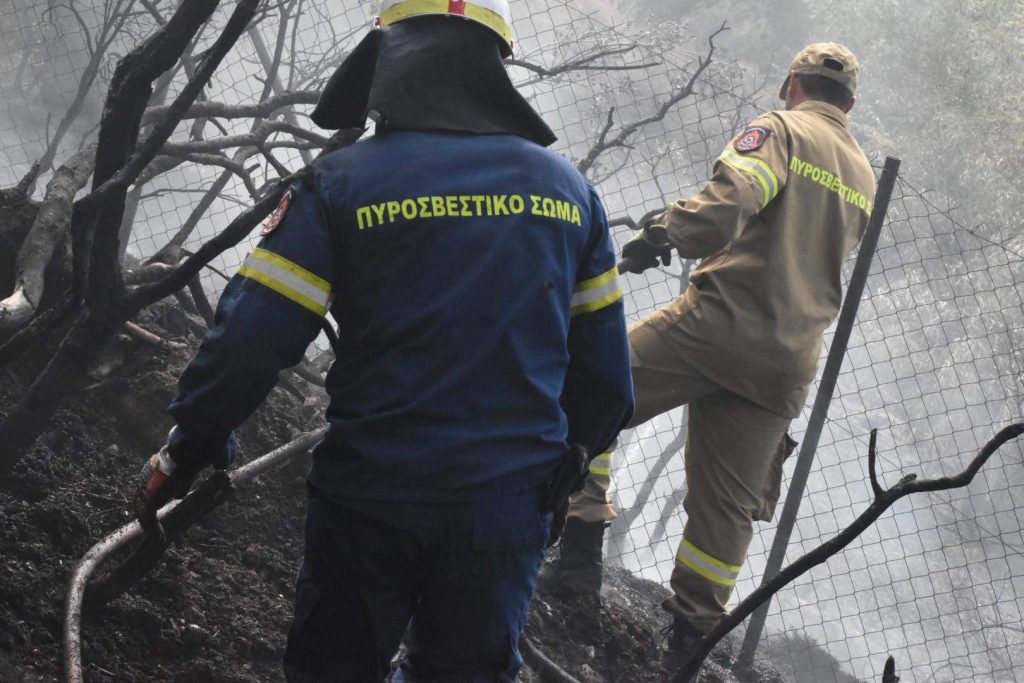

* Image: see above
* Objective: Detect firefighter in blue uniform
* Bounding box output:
[138,2,634,681]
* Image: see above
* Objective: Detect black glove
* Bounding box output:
[135,427,235,539]
[543,444,590,547]
[136,447,206,541]
[620,225,672,274]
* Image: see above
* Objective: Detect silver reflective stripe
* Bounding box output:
[571,267,622,316]
[589,451,613,476]
[676,538,741,587]
[720,148,780,208]
[238,248,331,316]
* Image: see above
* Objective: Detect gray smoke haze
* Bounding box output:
[604,0,1024,247]
[0,3,1021,682]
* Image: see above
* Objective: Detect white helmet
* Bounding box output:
[376,0,514,57]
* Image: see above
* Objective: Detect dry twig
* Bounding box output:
[576,23,729,176]
[672,424,1024,682]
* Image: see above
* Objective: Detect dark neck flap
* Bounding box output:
[311,18,556,147]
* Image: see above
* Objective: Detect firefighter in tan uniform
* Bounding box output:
[542,43,877,662]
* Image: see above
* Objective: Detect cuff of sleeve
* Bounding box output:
[644,225,669,246]
[167,424,237,470]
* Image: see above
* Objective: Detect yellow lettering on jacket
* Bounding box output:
[355,194,583,229]
[531,195,543,215]
[493,195,510,215]
[356,207,373,230]
[789,155,870,212]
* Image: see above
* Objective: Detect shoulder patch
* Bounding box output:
[734,125,772,153]
[261,188,294,236]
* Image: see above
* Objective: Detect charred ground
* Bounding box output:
[0,301,783,683]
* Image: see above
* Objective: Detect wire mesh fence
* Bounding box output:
[0,1,1021,681]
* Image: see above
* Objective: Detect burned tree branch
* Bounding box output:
[76,0,224,304]
[0,147,95,330]
[129,127,363,309]
[868,430,884,497]
[0,0,268,484]
[14,163,41,201]
[85,0,265,307]
[159,120,330,154]
[160,151,259,197]
[35,0,133,179]
[129,174,290,309]
[122,321,188,351]
[141,89,319,125]
[124,262,176,286]
[672,424,1024,683]
[509,44,660,87]
[188,276,217,328]
[576,23,728,176]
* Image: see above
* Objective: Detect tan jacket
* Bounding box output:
[648,100,876,418]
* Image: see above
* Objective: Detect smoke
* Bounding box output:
[610,0,1024,238]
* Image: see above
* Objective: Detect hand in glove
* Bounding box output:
[136,427,235,538]
[543,444,590,547]
[620,223,672,274]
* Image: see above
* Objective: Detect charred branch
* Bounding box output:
[36,0,134,180]
[0,0,267,483]
[140,89,319,126]
[159,120,330,155]
[83,0,264,306]
[509,43,660,87]
[576,23,728,176]
[122,320,188,351]
[188,276,216,328]
[158,151,259,197]
[672,424,1024,683]
[13,164,41,202]
[0,147,95,330]
[129,127,363,310]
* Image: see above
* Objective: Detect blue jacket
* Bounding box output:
[169,131,634,502]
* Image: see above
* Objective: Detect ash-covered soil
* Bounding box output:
[528,565,785,683]
[0,301,785,683]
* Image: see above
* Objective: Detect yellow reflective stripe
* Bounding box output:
[380,0,449,24]
[380,0,513,44]
[251,248,331,293]
[462,3,513,44]
[720,148,780,209]
[238,248,332,316]
[574,267,616,292]
[589,452,613,477]
[571,267,622,316]
[675,538,741,587]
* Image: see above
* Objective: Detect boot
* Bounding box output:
[659,615,705,680]
[537,518,607,597]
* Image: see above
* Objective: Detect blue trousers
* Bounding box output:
[283,485,551,682]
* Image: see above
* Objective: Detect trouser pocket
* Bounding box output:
[753,432,798,522]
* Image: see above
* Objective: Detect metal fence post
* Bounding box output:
[738,156,902,666]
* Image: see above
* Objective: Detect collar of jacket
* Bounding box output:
[311,19,557,147]
[792,100,850,129]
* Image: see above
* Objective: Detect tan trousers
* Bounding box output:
[568,319,795,632]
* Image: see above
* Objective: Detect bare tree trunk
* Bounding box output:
[0,0,261,484]
[0,147,95,330]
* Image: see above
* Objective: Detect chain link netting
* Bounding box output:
[0,1,1021,681]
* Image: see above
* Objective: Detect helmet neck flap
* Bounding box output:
[311,17,556,147]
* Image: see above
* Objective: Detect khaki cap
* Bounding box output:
[778,42,859,99]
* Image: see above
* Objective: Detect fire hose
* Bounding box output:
[63,429,324,683]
